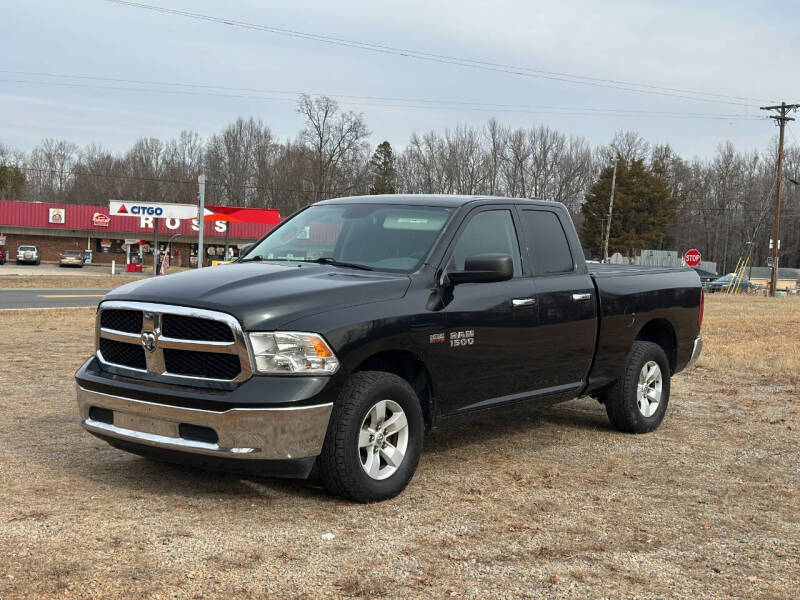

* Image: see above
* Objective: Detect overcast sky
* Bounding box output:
[2,0,798,158]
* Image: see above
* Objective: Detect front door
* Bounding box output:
[434,207,541,415]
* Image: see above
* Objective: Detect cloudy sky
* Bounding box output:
[2,0,798,157]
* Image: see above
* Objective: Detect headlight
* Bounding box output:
[248,332,340,375]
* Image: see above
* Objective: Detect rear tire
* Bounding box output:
[317,371,424,502]
[605,341,670,434]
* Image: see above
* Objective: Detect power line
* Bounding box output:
[105,0,770,108]
[0,77,765,121]
[0,69,766,115]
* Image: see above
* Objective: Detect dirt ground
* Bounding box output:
[0,296,797,599]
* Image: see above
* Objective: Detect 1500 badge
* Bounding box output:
[449,330,475,347]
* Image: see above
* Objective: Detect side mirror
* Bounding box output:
[446,253,514,285]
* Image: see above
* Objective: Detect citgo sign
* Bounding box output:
[109,200,202,220]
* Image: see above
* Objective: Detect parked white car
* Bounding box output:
[16,245,41,265]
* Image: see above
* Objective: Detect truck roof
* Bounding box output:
[316,194,564,209]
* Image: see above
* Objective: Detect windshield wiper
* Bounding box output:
[239,255,263,262]
[306,257,374,271]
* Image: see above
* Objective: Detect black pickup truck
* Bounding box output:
[76,195,703,502]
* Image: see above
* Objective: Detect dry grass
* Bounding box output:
[698,295,800,378]
[0,296,798,599]
[0,275,144,289]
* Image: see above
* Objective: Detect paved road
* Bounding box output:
[0,289,110,309]
[0,263,143,277]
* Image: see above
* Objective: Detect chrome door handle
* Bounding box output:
[572,293,592,301]
[512,298,536,307]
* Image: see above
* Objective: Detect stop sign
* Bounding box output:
[684,249,701,267]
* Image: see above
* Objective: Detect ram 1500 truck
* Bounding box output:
[75,195,703,502]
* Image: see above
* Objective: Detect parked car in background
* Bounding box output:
[16,245,41,265]
[59,249,84,268]
[692,268,718,285]
[0,247,6,265]
[705,274,752,293]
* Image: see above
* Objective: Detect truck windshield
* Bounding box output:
[242,204,452,272]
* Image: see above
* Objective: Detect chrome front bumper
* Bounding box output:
[77,385,333,460]
[685,336,703,369]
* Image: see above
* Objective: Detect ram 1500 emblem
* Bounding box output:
[450,330,475,347]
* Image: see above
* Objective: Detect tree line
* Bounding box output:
[1,94,799,270]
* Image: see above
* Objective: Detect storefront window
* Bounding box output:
[95,238,127,254]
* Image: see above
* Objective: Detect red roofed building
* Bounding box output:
[0,200,281,267]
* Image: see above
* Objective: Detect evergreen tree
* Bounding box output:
[581,158,679,258]
[369,141,396,195]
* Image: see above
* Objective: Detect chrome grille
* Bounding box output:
[162,314,234,342]
[95,301,253,384]
[99,338,146,370]
[100,309,143,334]
[163,348,242,379]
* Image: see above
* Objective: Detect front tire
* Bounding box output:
[317,371,424,502]
[605,341,671,433]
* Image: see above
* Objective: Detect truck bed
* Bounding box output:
[588,263,692,278]
[583,263,702,396]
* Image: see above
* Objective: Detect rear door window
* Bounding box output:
[521,210,574,274]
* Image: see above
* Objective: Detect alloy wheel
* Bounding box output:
[637,360,663,417]
[358,399,409,480]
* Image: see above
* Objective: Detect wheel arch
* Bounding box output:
[635,318,677,373]
[352,349,434,431]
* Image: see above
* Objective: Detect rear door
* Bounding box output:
[517,208,597,395]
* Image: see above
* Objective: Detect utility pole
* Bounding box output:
[152,217,159,276]
[602,159,618,261]
[760,102,799,296]
[197,174,206,269]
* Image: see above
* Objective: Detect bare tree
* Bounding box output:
[27,138,78,201]
[4,105,800,270]
[296,95,370,201]
[206,117,267,207]
[601,130,651,164]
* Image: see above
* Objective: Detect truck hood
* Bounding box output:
[104,262,411,330]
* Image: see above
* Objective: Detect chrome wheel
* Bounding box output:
[358,399,409,480]
[637,361,662,417]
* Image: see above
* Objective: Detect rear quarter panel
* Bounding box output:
[585,268,701,395]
